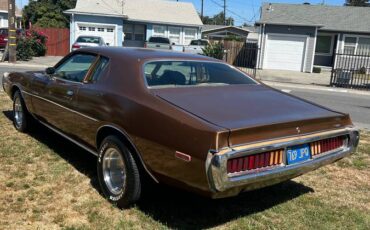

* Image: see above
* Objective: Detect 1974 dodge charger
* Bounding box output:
[2,47,360,207]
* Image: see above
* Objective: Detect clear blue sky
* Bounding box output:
[16,0,346,25]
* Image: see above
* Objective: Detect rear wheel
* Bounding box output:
[97,136,141,208]
[13,91,32,132]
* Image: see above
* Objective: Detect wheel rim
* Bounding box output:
[14,96,23,128]
[102,147,126,195]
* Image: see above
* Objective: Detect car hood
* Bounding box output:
[152,84,350,145]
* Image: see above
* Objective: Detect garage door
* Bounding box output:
[264,34,307,71]
[76,24,116,46]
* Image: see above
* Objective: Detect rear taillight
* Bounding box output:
[227,149,284,174]
[144,43,147,48]
[311,136,344,156]
[72,44,80,49]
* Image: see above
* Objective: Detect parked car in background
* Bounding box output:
[0,28,23,49]
[144,36,172,50]
[183,39,209,55]
[2,47,359,208]
[72,36,107,51]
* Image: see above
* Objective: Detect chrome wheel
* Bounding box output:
[14,96,23,128]
[102,148,127,195]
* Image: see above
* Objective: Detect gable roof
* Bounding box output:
[257,3,370,33]
[65,0,203,27]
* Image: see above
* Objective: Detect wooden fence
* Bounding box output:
[34,28,70,56]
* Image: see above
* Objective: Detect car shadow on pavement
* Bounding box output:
[3,110,314,229]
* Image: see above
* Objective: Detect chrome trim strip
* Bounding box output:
[207,127,359,194]
[22,90,99,122]
[39,120,98,156]
[97,125,159,183]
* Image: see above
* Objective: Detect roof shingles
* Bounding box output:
[257,3,370,33]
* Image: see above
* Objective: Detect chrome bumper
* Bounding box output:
[206,127,360,198]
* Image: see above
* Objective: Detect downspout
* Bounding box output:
[71,13,75,52]
[311,26,318,73]
[258,24,266,70]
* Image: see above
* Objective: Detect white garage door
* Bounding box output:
[76,24,116,46]
[264,34,307,71]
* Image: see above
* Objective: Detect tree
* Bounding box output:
[202,12,234,26]
[344,0,370,6]
[23,0,77,28]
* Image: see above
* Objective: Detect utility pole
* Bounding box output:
[8,0,16,63]
[201,0,204,21]
[223,0,226,25]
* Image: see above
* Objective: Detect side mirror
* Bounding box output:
[106,43,110,46]
[45,67,55,75]
[172,42,176,45]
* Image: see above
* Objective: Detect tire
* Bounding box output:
[97,135,141,208]
[12,91,32,132]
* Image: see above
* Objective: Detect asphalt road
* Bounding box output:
[1,66,369,130]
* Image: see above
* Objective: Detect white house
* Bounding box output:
[65,0,203,48]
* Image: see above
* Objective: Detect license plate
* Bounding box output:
[286,144,311,165]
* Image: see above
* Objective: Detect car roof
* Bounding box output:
[79,47,220,62]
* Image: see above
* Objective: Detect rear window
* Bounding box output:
[76,36,101,44]
[190,40,208,46]
[144,61,257,88]
[148,37,170,44]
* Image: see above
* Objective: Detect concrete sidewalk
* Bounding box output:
[0,56,63,68]
[255,69,332,86]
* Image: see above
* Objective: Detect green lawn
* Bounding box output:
[0,91,369,229]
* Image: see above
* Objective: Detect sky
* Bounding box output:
[16,0,346,25]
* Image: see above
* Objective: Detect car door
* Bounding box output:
[32,53,98,138]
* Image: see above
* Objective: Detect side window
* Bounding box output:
[90,57,109,82]
[55,54,97,82]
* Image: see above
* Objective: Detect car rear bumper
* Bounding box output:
[206,127,360,198]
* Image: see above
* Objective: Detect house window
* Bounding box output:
[153,25,166,37]
[168,27,181,45]
[184,28,197,45]
[134,25,145,41]
[315,35,333,55]
[79,26,86,31]
[98,28,105,32]
[344,37,357,55]
[124,24,134,40]
[107,28,114,33]
[357,37,370,55]
[88,27,95,32]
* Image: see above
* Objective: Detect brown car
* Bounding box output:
[2,47,360,208]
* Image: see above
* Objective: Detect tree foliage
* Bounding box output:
[23,0,77,28]
[345,0,370,6]
[202,12,234,26]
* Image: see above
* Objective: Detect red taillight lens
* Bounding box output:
[310,136,344,156]
[144,43,147,48]
[227,149,284,174]
[72,44,80,49]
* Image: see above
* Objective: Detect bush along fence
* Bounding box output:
[16,30,48,61]
[330,46,370,91]
[203,41,258,78]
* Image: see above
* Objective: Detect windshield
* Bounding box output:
[76,36,101,44]
[190,40,208,46]
[144,61,257,88]
[149,37,170,44]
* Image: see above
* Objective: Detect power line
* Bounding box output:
[209,0,253,24]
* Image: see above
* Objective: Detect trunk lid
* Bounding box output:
[153,84,351,147]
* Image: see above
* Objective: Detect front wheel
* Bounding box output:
[97,136,141,208]
[13,91,32,132]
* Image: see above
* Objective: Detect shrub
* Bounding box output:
[313,67,321,73]
[16,30,47,61]
[202,43,224,60]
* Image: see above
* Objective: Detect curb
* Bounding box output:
[0,62,47,68]
[263,81,370,96]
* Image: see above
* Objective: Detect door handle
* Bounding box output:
[66,90,74,96]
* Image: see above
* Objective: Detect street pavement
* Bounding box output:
[1,66,369,130]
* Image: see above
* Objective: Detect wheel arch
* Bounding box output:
[96,125,159,183]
